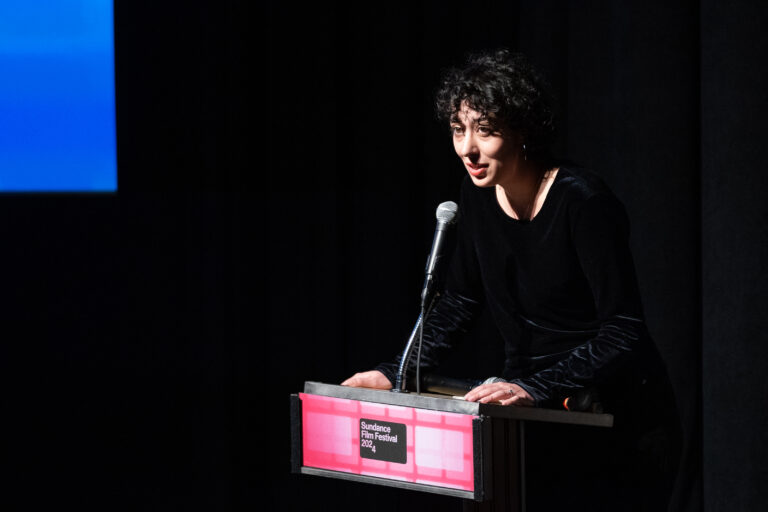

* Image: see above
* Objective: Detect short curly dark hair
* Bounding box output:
[435,49,555,161]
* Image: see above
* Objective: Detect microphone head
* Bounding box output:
[436,201,458,225]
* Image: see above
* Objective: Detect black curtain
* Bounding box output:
[3,1,766,511]
[700,1,768,509]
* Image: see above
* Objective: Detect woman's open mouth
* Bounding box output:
[466,163,488,177]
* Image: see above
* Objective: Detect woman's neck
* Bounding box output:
[496,162,558,220]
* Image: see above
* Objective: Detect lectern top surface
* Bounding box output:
[302,382,613,428]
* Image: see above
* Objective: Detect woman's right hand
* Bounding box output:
[341,370,392,390]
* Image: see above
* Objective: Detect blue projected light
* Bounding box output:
[0,1,116,192]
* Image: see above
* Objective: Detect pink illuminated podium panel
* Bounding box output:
[291,382,491,500]
[301,392,476,491]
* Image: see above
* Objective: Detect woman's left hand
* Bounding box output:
[464,382,534,406]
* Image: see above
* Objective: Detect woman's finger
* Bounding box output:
[499,394,521,406]
[478,387,511,403]
[466,383,507,401]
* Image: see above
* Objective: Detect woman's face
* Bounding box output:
[450,103,522,187]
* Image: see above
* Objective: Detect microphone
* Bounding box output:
[393,201,459,393]
[420,201,458,308]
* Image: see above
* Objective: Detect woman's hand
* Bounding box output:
[464,382,534,406]
[341,370,392,390]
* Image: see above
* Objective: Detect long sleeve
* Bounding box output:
[512,192,650,404]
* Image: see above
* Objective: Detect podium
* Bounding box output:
[291,382,613,511]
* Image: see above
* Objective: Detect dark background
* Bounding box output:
[2,0,766,510]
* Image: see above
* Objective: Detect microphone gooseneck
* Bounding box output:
[393,201,459,393]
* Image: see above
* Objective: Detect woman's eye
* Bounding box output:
[477,125,492,135]
[451,126,464,136]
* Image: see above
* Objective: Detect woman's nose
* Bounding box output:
[460,132,477,158]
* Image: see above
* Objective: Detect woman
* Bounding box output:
[343,50,680,510]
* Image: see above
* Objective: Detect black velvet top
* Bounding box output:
[377,166,665,408]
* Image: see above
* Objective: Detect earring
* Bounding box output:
[523,143,527,161]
